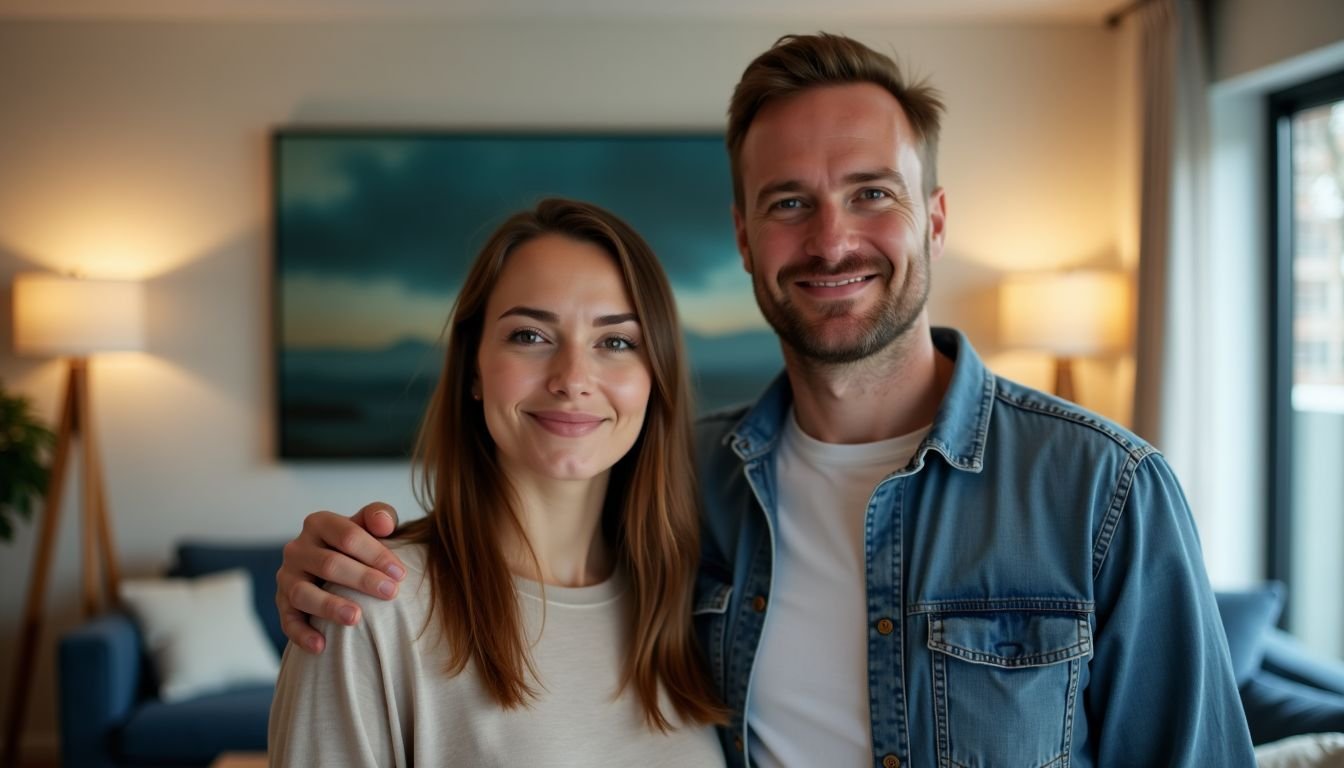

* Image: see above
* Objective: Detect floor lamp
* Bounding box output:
[3,273,144,766]
[999,270,1129,403]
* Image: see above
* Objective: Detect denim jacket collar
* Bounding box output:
[725,327,994,474]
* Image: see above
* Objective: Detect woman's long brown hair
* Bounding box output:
[398,198,726,730]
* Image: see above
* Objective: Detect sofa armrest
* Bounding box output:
[1262,628,1344,696]
[1241,671,1344,745]
[58,611,145,768]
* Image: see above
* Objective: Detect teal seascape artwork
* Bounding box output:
[274,132,782,458]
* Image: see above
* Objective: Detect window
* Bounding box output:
[1294,279,1329,317]
[1269,69,1344,657]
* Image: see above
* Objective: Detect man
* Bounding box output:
[276,33,1256,766]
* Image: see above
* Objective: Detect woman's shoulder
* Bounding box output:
[387,537,429,576]
[325,539,431,628]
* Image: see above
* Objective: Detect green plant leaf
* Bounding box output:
[0,380,53,544]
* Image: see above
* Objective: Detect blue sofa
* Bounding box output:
[1216,583,1344,745]
[59,542,285,768]
[59,544,1344,765]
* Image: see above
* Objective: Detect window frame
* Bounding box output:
[1267,69,1344,616]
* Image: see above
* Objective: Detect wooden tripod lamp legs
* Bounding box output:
[1054,356,1077,403]
[2,358,122,766]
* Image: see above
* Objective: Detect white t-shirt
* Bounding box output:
[269,542,724,767]
[747,410,929,768]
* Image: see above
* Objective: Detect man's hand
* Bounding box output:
[276,502,407,653]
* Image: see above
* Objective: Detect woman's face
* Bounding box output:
[476,234,652,485]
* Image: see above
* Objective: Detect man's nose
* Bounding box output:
[804,202,860,261]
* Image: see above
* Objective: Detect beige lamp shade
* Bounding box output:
[12,273,145,357]
[999,271,1129,357]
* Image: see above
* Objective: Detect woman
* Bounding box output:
[268,199,726,766]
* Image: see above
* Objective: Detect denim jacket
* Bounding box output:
[693,328,1255,768]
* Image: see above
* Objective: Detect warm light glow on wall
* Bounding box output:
[8,214,189,281]
[0,157,232,280]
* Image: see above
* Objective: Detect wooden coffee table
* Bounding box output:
[211,753,267,768]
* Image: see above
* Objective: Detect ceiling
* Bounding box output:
[0,0,1126,24]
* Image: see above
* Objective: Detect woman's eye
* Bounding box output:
[508,329,547,345]
[599,336,637,351]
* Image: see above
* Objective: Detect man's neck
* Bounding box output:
[782,317,952,445]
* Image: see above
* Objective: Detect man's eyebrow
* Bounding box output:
[753,180,805,210]
[498,306,638,327]
[844,168,911,196]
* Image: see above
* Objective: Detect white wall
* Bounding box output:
[0,17,1125,755]
[1212,0,1344,84]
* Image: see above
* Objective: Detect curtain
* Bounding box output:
[1132,0,1213,517]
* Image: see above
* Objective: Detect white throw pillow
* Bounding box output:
[1256,733,1344,768]
[119,568,280,702]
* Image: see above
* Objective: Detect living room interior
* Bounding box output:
[1,0,1343,765]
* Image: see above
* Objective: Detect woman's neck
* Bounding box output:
[499,468,614,588]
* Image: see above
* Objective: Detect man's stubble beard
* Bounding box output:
[751,233,931,366]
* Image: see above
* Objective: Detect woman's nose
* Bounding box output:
[547,344,592,397]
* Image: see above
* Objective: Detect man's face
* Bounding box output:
[732,83,946,365]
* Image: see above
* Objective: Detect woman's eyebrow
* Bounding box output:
[498,306,556,322]
[595,313,638,327]
[499,306,638,327]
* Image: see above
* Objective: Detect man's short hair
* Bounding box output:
[726,32,946,210]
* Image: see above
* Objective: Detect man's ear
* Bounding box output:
[732,204,753,272]
[926,186,947,261]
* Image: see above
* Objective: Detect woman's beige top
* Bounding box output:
[268,542,725,768]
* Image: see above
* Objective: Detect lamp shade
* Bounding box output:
[999,271,1129,357]
[12,273,145,357]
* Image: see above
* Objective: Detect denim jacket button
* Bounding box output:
[882,755,900,768]
[875,618,894,635]
[752,595,767,612]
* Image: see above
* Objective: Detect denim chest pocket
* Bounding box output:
[692,574,733,695]
[927,610,1093,768]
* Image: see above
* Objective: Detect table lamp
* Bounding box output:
[3,273,144,765]
[999,270,1129,402]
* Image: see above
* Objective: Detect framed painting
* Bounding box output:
[273,130,782,459]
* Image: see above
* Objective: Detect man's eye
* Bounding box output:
[770,198,803,211]
[508,329,547,345]
[858,188,890,201]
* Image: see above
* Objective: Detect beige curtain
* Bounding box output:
[1132,0,1212,509]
